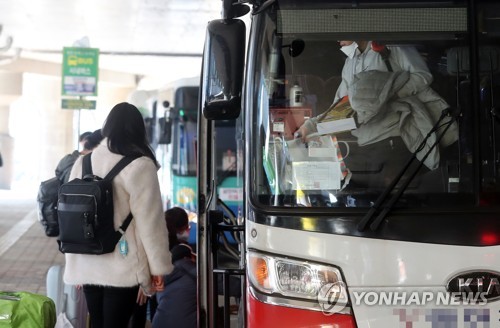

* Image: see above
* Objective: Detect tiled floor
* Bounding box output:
[0,191,65,295]
[0,191,158,327]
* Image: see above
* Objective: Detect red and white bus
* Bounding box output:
[197,0,500,327]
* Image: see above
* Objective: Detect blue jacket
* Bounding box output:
[152,258,197,328]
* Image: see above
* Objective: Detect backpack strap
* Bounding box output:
[82,153,93,178]
[113,212,134,242]
[371,42,393,72]
[84,153,139,238]
[104,156,138,181]
[380,49,393,72]
[105,156,139,237]
[83,153,139,180]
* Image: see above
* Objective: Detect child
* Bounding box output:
[165,207,192,250]
[152,244,197,328]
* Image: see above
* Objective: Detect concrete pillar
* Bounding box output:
[0,71,22,189]
[0,114,14,190]
[22,74,134,184]
[11,73,75,184]
[0,66,135,190]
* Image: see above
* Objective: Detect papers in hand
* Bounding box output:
[316,117,357,134]
[316,96,357,134]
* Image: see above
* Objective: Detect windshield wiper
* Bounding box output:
[357,108,459,232]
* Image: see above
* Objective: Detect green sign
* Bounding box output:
[61,47,99,97]
[61,99,97,110]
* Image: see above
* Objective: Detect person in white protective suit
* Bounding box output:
[296,40,457,179]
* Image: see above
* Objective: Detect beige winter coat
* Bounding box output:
[63,138,173,294]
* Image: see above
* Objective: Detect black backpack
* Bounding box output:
[37,153,79,237]
[37,177,62,237]
[57,153,137,255]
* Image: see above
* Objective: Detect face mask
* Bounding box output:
[340,42,359,59]
[177,230,190,242]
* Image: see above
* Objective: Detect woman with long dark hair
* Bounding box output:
[64,102,172,328]
[101,103,159,166]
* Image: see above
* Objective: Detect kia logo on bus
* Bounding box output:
[446,271,500,301]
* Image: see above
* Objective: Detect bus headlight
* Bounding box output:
[248,250,349,308]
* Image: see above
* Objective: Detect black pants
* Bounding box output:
[129,296,158,327]
[83,284,139,328]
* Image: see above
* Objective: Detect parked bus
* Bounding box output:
[197,0,500,327]
[156,77,200,212]
[156,78,240,210]
[155,78,242,246]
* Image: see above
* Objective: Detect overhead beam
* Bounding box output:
[22,49,202,58]
[0,57,137,87]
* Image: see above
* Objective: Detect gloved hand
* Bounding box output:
[294,119,317,142]
[152,275,165,292]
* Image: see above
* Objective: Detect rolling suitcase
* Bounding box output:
[46,265,88,328]
[0,291,56,328]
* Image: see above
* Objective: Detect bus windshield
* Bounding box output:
[250,1,500,209]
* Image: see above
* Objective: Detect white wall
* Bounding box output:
[4,73,133,191]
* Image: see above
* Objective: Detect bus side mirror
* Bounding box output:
[158,101,172,145]
[202,19,246,120]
